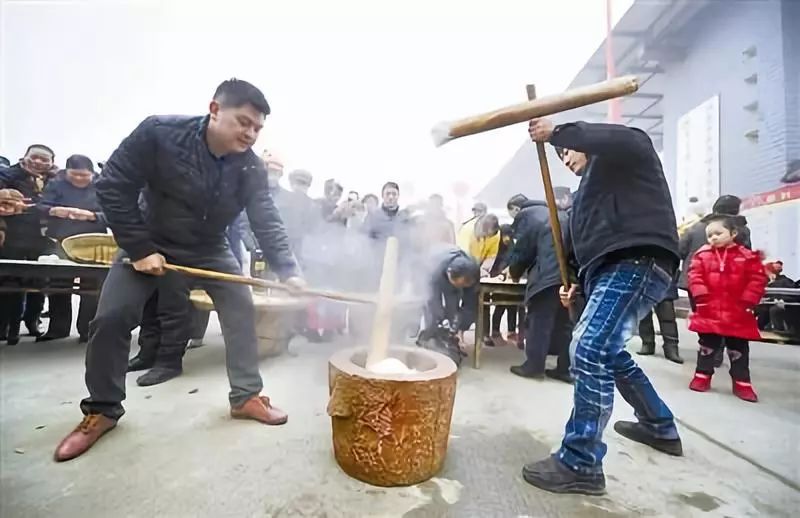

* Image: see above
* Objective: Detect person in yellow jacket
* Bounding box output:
[457,201,487,251]
[463,213,501,348]
[468,214,501,276]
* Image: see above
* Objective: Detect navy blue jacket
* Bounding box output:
[96,115,297,279]
[37,174,107,240]
[0,164,51,249]
[550,122,679,281]
[508,200,569,302]
[425,246,478,331]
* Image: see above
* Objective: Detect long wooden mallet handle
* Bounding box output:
[161,263,373,304]
[527,84,570,289]
[151,262,373,304]
[433,75,639,146]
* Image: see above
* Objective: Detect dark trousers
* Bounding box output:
[638,299,679,347]
[45,293,98,338]
[0,242,51,338]
[490,305,518,334]
[523,285,572,374]
[136,281,192,365]
[44,242,99,338]
[81,249,261,419]
[696,333,750,381]
[190,307,211,340]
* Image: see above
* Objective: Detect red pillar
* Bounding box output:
[606,0,622,123]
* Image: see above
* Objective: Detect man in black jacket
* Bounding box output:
[0,144,58,344]
[507,195,572,383]
[521,120,682,496]
[36,154,107,342]
[423,246,481,341]
[54,79,304,462]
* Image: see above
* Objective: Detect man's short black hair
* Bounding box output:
[507,193,529,210]
[213,79,270,116]
[448,255,480,285]
[65,154,94,172]
[382,181,399,194]
[712,195,742,216]
[25,144,55,158]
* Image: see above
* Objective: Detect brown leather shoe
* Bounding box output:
[230,395,288,425]
[53,414,117,462]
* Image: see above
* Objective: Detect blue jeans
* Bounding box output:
[557,259,679,475]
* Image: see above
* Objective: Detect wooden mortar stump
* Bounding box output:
[189,290,306,357]
[327,346,457,487]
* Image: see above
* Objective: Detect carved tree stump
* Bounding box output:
[327,346,457,487]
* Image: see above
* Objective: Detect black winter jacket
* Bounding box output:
[508,200,569,302]
[96,115,297,279]
[0,164,51,249]
[426,246,478,331]
[550,122,679,282]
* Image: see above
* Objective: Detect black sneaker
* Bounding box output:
[522,455,606,496]
[127,355,156,372]
[613,421,683,457]
[510,365,544,379]
[545,369,574,384]
[136,366,183,387]
[637,343,656,355]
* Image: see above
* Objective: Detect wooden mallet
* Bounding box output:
[431,75,639,147]
[526,84,570,290]
[431,76,641,311]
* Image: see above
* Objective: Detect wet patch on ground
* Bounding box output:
[403,425,637,518]
[676,491,724,512]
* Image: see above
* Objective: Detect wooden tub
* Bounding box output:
[190,289,306,357]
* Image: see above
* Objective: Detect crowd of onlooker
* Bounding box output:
[0,144,470,381]
[2,141,798,397]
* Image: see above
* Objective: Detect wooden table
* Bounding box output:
[0,259,109,294]
[473,278,525,368]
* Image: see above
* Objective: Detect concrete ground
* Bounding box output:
[1,315,799,518]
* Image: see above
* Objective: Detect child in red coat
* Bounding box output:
[687,216,767,402]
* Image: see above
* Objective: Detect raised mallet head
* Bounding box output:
[431,75,639,147]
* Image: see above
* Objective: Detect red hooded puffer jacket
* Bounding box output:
[688,243,767,340]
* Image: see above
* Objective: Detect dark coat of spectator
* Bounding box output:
[38,173,107,240]
[508,200,569,303]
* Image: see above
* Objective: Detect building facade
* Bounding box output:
[478,0,799,276]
